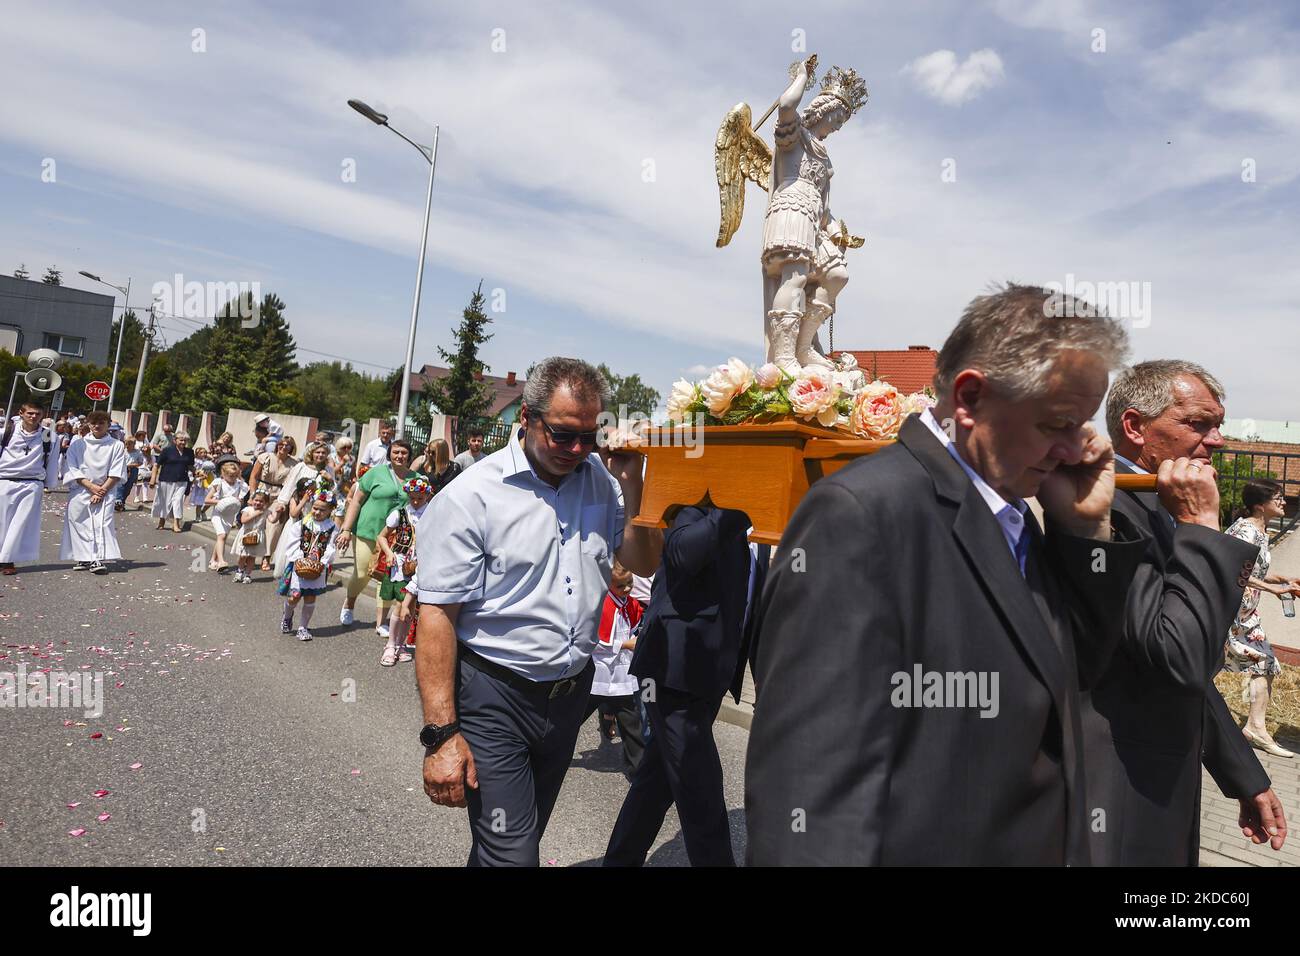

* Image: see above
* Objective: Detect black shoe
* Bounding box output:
[281,617,293,634]
[88,560,108,575]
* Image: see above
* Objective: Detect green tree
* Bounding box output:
[107,309,147,372]
[417,282,495,429]
[42,266,62,285]
[244,292,301,413]
[294,361,393,425]
[597,363,661,418]
[136,352,186,413]
[181,310,256,415]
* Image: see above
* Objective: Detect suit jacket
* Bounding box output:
[744,415,1148,866]
[630,505,753,701]
[1080,460,1268,865]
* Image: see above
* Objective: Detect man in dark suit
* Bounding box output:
[1081,360,1287,864]
[603,504,761,866]
[745,283,1151,865]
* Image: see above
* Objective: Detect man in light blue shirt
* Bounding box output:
[414,356,663,866]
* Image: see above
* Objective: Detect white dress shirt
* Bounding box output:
[920,408,1029,567]
[359,438,390,468]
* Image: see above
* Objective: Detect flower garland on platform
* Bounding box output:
[665,357,935,440]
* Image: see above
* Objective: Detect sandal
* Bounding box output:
[380,646,398,667]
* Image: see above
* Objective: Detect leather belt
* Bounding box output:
[458,643,591,700]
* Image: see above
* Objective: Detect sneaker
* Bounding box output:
[281,617,293,634]
[296,627,313,642]
[340,606,355,626]
[89,560,108,575]
[380,645,398,667]
[396,647,413,663]
[376,624,390,639]
[72,562,88,571]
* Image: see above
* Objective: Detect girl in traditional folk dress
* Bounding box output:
[230,490,271,584]
[134,440,154,506]
[205,457,249,572]
[190,447,215,520]
[376,475,433,666]
[278,489,338,641]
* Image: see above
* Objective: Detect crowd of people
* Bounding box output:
[2,286,1298,867]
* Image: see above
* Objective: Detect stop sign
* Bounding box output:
[84,381,110,402]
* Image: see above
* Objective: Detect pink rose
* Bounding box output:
[900,390,935,418]
[789,369,841,427]
[755,362,782,390]
[850,380,904,439]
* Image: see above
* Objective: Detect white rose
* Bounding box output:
[699,358,755,417]
[666,379,698,423]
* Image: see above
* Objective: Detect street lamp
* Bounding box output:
[79,270,131,414]
[348,98,440,439]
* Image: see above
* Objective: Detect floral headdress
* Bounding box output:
[310,488,337,507]
[403,475,433,497]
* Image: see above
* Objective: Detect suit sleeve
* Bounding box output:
[744,482,898,865]
[663,506,748,578]
[1202,686,1270,799]
[1119,522,1258,690]
[1043,509,1150,689]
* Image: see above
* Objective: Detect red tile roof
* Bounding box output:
[404,365,525,418]
[831,346,938,395]
[1222,440,1300,489]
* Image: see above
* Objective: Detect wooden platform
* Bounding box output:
[630,421,1157,543]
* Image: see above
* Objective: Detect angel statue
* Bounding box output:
[715,57,868,376]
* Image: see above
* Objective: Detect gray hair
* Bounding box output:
[934,282,1131,400]
[521,357,611,415]
[1105,359,1225,440]
[175,431,190,441]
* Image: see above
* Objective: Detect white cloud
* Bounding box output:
[902,48,1005,105]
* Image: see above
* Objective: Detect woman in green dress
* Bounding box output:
[335,438,413,637]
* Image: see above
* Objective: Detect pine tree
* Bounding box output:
[418,282,495,429]
[181,309,256,415]
[246,292,299,412]
[42,266,62,285]
[13,264,29,280]
[108,310,147,370]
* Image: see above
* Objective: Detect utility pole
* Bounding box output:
[130,305,156,411]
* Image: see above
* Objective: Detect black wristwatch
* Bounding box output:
[419,720,460,752]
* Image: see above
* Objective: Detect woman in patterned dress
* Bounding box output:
[1224,478,1300,758]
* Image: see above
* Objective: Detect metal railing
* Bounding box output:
[1215,448,1300,545]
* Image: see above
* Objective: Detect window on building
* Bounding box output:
[43,333,85,357]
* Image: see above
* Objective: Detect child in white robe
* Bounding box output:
[59,413,127,573]
[0,404,59,574]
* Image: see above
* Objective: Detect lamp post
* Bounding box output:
[129,304,157,413]
[78,271,131,414]
[348,98,439,439]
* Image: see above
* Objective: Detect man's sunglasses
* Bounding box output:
[535,414,599,447]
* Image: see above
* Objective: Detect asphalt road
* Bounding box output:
[0,491,749,866]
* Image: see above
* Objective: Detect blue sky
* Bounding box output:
[2,0,1297,421]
